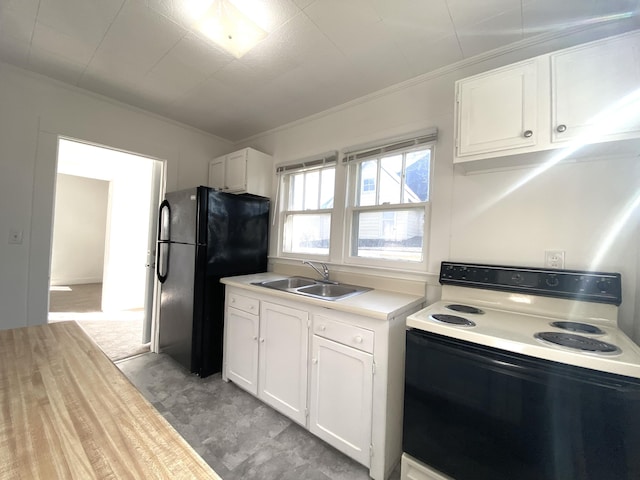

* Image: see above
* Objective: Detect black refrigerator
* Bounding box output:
[156,186,269,377]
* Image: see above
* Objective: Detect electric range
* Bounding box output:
[407,262,640,378]
[401,261,640,480]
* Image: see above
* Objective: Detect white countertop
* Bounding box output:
[221,272,425,321]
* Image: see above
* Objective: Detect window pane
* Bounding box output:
[405,149,431,202]
[304,170,320,210]
[379,155,402,204]
[320,168,335,209]
[290,173,304,210]
[358,160,377,207]
[352,209,424,261]
[283,213,331,255]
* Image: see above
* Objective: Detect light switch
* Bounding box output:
[8,229,23,244]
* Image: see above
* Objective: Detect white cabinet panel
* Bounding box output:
[208,147,272,196]
[225,306,259,395]
[310,336,373,467]
[258,301,309,426]
[207,158,225,191]
[456,59,538,156]
[454,30,640,171]
[224,150,248,192]
[314,313,374,353]
[551,34,640,143]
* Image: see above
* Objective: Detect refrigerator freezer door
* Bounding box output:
[205,192,269,277]
[165,187,200,245]
[158,242,196,370]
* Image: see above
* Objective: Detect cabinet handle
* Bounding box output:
[249,305,254,310]
[253,336,258,341]
[354,336,363,344]
[556,124,567,133]
[260,338,265,343]
[231,298,235,303]
[312,358,318,364]
[523,130,533,138]
[319,325,326,331]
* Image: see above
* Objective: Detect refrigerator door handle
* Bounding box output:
[158,199,171,242]
[157,241,169,283]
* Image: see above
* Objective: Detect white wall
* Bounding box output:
[237,23,640,341]
[50,174,108,285]
[0,62,233,330]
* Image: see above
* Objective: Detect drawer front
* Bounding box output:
[228,292,259,315]
[313,315,374,353]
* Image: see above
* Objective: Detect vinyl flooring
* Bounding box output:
[48,283,149,361]
[118,353,401,480]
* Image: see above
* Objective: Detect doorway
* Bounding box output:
[48,138,163,362]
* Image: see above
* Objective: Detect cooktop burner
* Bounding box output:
[446,304,484,315]
[550,321,605,335]
[534,332,621,354]
[431,314,476,327]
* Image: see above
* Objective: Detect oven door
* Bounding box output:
[403,329,640,480]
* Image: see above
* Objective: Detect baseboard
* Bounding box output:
[50,277,102,286]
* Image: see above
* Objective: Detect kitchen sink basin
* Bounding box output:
[297,283,360,299]
[258,276,317,290]
[251,276,370,301]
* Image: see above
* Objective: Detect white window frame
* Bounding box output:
[343,135,435,271]
[275,153,337,261]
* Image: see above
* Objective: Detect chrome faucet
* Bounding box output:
[302,260,333,283]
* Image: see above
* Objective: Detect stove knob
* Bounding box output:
[545,275,559,287]
[596,279,610,292]
[511,273,523,284]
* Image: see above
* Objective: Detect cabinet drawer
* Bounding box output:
[228,292,259,315]
[313,315,374,354]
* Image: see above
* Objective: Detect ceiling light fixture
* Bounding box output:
[186,0,267,58]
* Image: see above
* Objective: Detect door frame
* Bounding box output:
[50,135,166,352]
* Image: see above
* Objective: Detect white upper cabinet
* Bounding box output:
[208,147,272,197]
[456,59,539,157]
[454,30,640,171]
[551,33,640,144]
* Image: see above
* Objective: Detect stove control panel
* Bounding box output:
[440,262,622,305]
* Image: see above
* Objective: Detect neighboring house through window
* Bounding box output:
[276,130,436,272]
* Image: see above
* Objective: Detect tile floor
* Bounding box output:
[118,352,401,480]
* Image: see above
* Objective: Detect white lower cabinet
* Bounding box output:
[223,285,415,480]
[258,301,309,425]
[225,306,259,395]
[310,335,373,467]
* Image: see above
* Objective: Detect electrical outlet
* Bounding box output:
[545,250,565,269]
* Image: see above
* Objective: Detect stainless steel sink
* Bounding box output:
[251,277,370,301]
[296,283,360,300]
[258,276,317,290]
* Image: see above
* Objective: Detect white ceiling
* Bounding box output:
[1,0,639,141]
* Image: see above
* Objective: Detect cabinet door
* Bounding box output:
[551,33,640,143]
[310,336,373,467]
[456,59,538,156]
[225,150,248,192]
[258,301,309,425]
[225,306,259,395]
[208,158,226,190]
